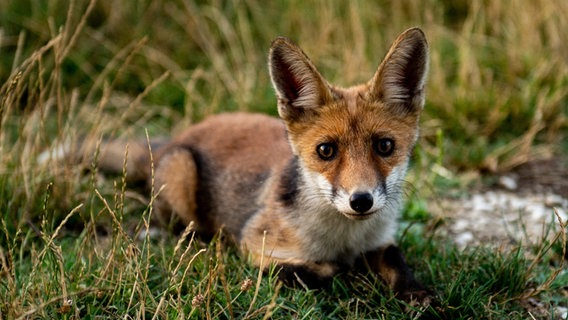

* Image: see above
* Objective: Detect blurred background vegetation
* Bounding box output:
[2,0,566,167]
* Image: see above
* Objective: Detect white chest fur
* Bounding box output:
[291,189,400,264]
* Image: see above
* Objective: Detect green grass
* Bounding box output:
[1,0,567,318]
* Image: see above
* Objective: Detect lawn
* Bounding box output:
[1,0,567,318]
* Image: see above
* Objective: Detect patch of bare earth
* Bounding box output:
[432,156,567,250]
[429,155,568,319]
[435,189,566,250]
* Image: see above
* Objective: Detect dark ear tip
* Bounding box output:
[401,27,428,47]
[270,36,297,53]
[271,36,292,46]
[269,37,293,64]
[405,27,425,36]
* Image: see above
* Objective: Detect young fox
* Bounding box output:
[97,27,429,300]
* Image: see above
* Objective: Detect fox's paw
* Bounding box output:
[398,288,440,316]
[277,264,330,289]
[277,262,340,289]
[400,288,434,306]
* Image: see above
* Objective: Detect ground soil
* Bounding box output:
[428,155,567,318]
[431,155,567,250]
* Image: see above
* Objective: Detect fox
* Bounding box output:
[91,27,430,301]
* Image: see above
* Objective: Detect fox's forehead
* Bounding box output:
[285,85,421,153]
[311,97,419,143]
[331,85,368,114]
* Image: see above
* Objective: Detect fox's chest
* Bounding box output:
[295,206,398,264]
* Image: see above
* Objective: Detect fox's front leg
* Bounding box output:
[363,245,430,302]
[276,261,341,288]
[246,250,340,289]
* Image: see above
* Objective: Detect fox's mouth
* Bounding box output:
[342,211,376,221]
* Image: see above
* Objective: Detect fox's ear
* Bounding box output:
[369,28,429,113]
[269,37,333,121]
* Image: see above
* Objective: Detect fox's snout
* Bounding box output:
[349,191,374,213]
[336,185,389,219]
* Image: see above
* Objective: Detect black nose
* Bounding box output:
[349,192,374,213]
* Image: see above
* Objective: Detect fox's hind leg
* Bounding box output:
[154,148,199,230]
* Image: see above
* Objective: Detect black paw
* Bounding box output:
[399,288,435,306]
[277,264,332,289]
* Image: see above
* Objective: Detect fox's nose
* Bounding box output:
[349,192,374,213]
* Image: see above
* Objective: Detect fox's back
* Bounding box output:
[172,112,291,173]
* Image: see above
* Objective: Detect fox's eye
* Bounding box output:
[316,143,336,160]
[374,138,395,157]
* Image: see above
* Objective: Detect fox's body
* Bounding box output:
[95,28,429,299]
[152,112,399,265]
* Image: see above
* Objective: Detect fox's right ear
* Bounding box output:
[269,37,333,121]
[369,28,429,114]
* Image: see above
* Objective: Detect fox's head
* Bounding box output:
[268,28,428,220]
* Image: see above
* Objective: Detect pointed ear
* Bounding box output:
[369,28,429,113]
[269,37,333,121]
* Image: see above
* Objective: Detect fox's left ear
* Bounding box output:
[369,28,429,113]
[268,37,333,121]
